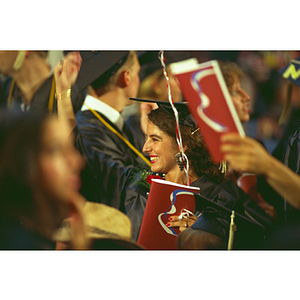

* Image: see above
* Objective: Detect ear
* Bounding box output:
[120,69,131,87]
[183,144,188,152]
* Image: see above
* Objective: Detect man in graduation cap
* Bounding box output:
[73,51,151,213]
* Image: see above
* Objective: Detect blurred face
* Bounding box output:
[0,51,19,76]
[142,120,179,174]
[156,72,182,103]
[230,77,251,123]
[37,118,85,202]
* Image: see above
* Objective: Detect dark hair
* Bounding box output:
[0,110,81,248]
[0,110,48,222]
[0,109,72,241]
[148,107,226,183]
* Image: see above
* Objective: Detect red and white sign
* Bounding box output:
[170,59,245,163]
[137,179,199,250]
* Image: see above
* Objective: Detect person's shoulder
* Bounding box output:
[76,109,106,128]
[191,174,221,191]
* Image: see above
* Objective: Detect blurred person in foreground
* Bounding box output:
[0,53,89,249]
[0,110,88,250]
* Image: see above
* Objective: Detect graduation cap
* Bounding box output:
[191,193,266,250]
[70,51,129,92]
[278,56,300,124]
[65,50,158,92]
[130,97,196,128]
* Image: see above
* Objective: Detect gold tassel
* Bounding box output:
[227,210,237,250]
[279,81,293,125]
[219,161,228,173]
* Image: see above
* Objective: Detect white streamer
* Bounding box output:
[158,50,190,185]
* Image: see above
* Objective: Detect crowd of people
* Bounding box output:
[0,50,300,250]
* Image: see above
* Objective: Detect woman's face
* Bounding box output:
[230,77,251,123]
[142,120,179,174]
[156,72,182,103]
[37,118,85,202]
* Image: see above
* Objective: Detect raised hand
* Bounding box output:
[54,51,82,94]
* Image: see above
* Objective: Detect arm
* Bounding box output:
[53,51,82,134]
[220,133,300,210]
[140,102,158,134]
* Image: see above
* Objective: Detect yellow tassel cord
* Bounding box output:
[84,103,151,168]
[279,81,293,125]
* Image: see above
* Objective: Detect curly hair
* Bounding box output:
[218,60,244,95]
[148,107,227,183]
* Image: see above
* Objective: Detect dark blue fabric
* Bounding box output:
[0,222,55,250]
[0,75,87,114]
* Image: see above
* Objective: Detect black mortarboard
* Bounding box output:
[130,97,196,128]
[71,51,130,92]
[65,51,157,92]
[192,193,266,249]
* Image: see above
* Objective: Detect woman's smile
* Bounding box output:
[149,155,159,164]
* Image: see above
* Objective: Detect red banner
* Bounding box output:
[171,59,245,162]
[137,179,199,250]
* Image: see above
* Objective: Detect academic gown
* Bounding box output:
[192,176,273,227]
[125,172,273,243]
[191,175,273,249]
[75,110,150,213]
[278,127,300,225]
[0,75,87,114]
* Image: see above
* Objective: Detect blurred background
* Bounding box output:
[5,50,298,154]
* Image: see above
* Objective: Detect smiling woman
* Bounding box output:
[124,98,272,248]
[143,121,181,178]
[144,105,225,185]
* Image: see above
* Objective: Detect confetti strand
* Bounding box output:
[158,51,190,185]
